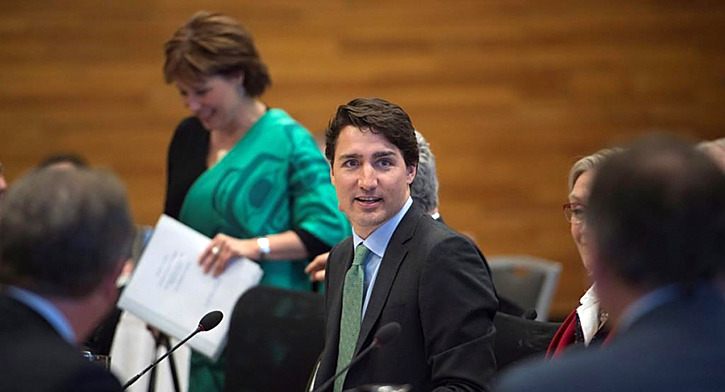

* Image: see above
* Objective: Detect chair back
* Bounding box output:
[489,255,562,321]
[224,286,325,392]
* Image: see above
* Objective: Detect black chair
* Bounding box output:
[493,311,561,371]
[223,286,326,392]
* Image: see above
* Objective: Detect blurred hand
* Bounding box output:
[305,252,329,282]
[199,233,258,277]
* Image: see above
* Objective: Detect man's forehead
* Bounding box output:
[337,126,400,150]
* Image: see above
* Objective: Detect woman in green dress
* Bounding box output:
[162,11,349,391]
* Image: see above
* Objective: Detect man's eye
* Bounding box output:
[378,159,393,168]
[341,160,358,168]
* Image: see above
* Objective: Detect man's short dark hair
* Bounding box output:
[0,167,134,298]
[587,134,725,289]
[325,97,419,168]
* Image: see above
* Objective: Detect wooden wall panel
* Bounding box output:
[1,1,723,318]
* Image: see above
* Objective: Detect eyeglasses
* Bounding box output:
[563,202,586,224]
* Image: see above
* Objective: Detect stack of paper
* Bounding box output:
[118,215,263,360]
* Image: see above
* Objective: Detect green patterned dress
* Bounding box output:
[164,108,349,391]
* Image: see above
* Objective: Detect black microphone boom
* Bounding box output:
[311,322,402,392]
[122,310,223,390]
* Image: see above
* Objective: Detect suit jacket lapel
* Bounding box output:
[355,205,421,353]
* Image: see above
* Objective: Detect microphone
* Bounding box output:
[122,310,223,390]
[198,310,223,331]
[311,322,401,392]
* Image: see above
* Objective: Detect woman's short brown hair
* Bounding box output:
[163,11,271,97]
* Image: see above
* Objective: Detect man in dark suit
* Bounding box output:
[495,134,725,391]
[0,167,135,391]
[313,97,498,391]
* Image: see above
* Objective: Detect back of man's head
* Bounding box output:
[0,167,134,298]
[587,134,725,291]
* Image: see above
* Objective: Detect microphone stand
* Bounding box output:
[162,334,182,392]
[122,311,222,391]
[123,327,202,390]
[146,333,181,392]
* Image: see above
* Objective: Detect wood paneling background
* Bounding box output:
[1,1,723,318]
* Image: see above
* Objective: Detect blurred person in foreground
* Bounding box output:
[698,137,725,292]
[547,148,621,357]
[496,134,725,391]
[163,11,349,391]
[313,97,497,391]
[0,167,134,391]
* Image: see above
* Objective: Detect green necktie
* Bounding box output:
[334,243,370,392]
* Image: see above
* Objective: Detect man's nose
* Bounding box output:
[358,164,378,189]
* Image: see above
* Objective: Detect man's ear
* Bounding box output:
[100,259,127,302]
[406,165,417,184]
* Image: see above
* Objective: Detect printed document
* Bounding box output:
[118,214,263,360]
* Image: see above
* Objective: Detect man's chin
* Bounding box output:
[351,215,386,236]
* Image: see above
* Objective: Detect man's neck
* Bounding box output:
[352,197,413,242]
[50,296,106,344]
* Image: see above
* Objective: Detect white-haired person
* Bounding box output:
[546,147,621,357]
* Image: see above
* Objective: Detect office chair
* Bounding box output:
[224,286,326,392]
[488,255,562,321]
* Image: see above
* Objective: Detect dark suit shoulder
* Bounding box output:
[408,214,480,258]
[62,362,124,392]
[328,235,353,254]
[0,296,123,391]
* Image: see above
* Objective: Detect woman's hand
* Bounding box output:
[199,233,259,276]
[305,252,329,282]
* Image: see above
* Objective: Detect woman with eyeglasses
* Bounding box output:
[547,147,621,357]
